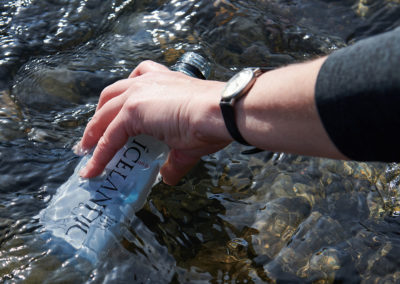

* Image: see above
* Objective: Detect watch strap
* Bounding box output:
[219,100,250,146]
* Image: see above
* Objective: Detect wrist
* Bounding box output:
[219,68,264,146]
[190,80,233,144]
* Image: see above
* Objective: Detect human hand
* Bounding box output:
[77,60,231,185]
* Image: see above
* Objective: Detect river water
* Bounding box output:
[0,0,399,283]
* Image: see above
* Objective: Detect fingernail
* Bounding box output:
[73,142,89,156]
[79,167,88,178]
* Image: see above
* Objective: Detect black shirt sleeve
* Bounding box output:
[315,27,400,162]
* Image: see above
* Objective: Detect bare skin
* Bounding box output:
[77,57,347,185]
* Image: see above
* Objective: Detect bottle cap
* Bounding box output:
[172,52,211,80]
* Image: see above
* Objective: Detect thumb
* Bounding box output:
[160,149,200,185]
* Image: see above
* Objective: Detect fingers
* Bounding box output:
[79,60,169,178]
[80,111,131,178]
[79,93,128,152]
[160,149,200,185]
[79,59,197,180]
[95,61,169,112]
[129,60,169,78]
[96,79,134,112]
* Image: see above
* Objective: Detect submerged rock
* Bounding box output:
[251,197,311,258]
[0,89,25,141]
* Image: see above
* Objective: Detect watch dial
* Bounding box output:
[222,68,254,100]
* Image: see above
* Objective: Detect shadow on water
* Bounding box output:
[0,0,399,282]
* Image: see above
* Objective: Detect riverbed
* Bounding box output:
[0,0,399,282]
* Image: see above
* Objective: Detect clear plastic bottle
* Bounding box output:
[38,52,211,263]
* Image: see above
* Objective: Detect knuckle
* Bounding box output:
[123,99,137,113]
[96,136,110,152]
[126,79,146,93]
[99,84,116,101]
[122,102,142,134]
[100,85,113,97]
[86,114,100,128]
[139,60,156,68]
[133,60,168,76]
[129,60,154,77]
[96,135,118,157]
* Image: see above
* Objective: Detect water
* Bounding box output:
[0,0,399,282]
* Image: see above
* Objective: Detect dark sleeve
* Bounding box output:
[315,27,400,162]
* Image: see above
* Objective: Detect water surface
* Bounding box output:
[0,0,399,282]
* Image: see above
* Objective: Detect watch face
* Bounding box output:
[221,68,255,100]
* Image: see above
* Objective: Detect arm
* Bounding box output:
[77,57,345,185]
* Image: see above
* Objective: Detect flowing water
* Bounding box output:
[0,0,399,283]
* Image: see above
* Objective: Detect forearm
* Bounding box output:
[196,57,347,159]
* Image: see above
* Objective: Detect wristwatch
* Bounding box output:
[220,68,263,145]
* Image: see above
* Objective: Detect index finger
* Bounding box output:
[129,60,169,78]
[78,92,128,152]
[79,111,131,178]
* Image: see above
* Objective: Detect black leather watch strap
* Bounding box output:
[219,100,250,145]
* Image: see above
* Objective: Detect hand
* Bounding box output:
[77,60,231,185]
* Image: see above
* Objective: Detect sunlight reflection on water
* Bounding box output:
[0,0,399,283]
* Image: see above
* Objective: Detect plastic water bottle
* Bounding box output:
[38,52,211,263]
